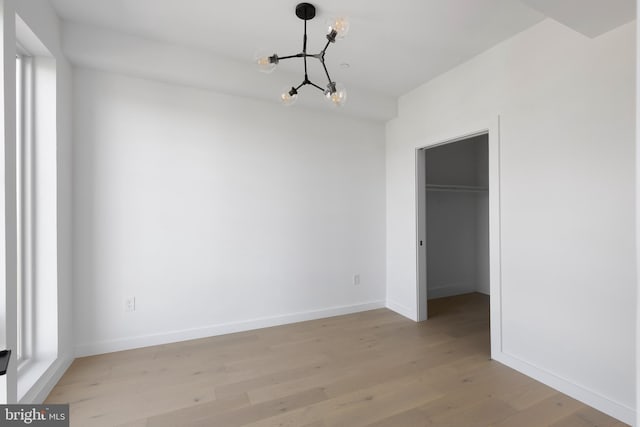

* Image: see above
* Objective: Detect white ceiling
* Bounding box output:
[521,0,635,38]
[49,0,636,120]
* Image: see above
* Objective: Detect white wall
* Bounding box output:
[386,18,635,423]
[72,67,386,356]
[426,191,478,297]
[0,0,18,404]
[636,3,639,427]
[0,0,73,403]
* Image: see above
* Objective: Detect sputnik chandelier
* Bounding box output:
[255,2,349,107]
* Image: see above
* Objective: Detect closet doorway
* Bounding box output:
[416,133,490,321]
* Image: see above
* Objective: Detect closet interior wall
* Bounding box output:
[425,134,489,299]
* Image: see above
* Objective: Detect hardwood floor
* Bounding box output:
[46,293,626,426]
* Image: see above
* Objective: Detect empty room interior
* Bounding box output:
[0,0,639,426]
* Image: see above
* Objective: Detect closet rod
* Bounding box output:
[425,184,488,193]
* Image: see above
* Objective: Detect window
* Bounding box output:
[15,15,59,401]
[15,44,34,367]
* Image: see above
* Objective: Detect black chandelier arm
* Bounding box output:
[276,52,327,61]
[302,19,310,81]
[278,53,304,61]
[303,19,308,54]
[278,53,323,61]
[319,39,334,85]
[307,80,325,92]
[294,79,325,93]
[269,50,334,85]
[322,39,332,54]
[320,58,333,86]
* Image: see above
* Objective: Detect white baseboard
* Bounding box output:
[427,282,476,300]
[75,300,385,357]
[19,355,73,404]
[494,351,635,425]
[386,299,416,320]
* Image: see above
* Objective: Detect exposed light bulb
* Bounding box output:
[326,16,350,42]
[281,87,298,106]
[254,50,278,73]
[324,82,347,107]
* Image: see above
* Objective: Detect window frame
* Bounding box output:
[15,43,34,370]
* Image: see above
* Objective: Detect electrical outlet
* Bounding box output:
[125,296,136,312]
[353,274,360,285]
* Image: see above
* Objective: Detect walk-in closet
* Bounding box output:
[417,133,490,317]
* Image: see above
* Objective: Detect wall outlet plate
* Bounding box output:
[125,296,136,312]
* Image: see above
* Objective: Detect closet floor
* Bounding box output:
[46,293,626,426]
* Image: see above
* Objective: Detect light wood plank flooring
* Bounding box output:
[46,293,627,426]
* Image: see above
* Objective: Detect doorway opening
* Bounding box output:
[416,132,490,322]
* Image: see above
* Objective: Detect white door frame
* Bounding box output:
[415,117,502,358]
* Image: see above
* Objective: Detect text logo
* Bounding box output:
[1,405,69,426]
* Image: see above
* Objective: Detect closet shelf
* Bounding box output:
[425,184,488,193]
